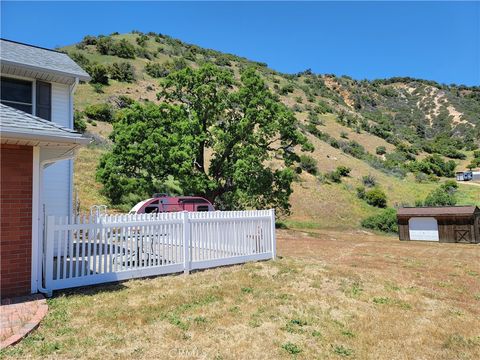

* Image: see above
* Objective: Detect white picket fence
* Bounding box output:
[43,210,276,295]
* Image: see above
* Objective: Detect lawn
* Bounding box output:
[2,229,479,359]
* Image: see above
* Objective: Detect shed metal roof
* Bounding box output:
[0,104,90,145]
[0,39,90,81]
[397,206,479,217]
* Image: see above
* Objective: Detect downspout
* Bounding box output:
[36,147,80,296]
[67,78,79,220]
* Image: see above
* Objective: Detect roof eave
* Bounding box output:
[1,130,91,146]
[0,59,91,81]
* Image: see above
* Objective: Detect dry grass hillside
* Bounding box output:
[63,32,479,229]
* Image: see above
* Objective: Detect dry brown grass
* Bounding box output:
[2,230,479,359]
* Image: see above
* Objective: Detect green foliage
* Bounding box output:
[155,175,183,196]
[307,111,323,125]
[114,95,135,109]
[357,186,387,208]
[84,103,114,123]
[324,166,351,183]
[279,83,294,95]
[410,154,457,178]
[95,36,113,55]
[299,155,318,175]
[423,188,457,206]
[361,208,398,233]
[87,64,109,85]
[362,174,377,187]
[316,100,332,114]
[81,35,97,45]
[376,146,387,155]
[468,150,480,169]
[111,39,136,59]
[136,34,149,47]
[108,62,135,83]
[90,83,104,94]
[336,166,351,177]
[282,342,302,355]
[135,47,154,60]
[145,62,171,78]
[68,52,90,70]
[96,37,136,59]
[97,64,311,215]
[73,110,87,133]
[332,345,353,357]
[418,181,459,206]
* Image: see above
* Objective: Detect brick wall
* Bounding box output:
[1,144,33,299]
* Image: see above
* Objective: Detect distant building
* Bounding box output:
[456,171,473,181]
[397,206,480,243]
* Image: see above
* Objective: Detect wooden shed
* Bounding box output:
[397,206,480,243]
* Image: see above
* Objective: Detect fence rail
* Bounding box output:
[43,210,275,295]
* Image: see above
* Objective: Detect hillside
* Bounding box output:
[62,32,480,229]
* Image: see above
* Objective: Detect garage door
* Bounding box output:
[409,217,439,241]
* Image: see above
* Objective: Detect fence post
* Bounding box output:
[44,216,55,297]
[270,209,276,260]
[183,211,191,274]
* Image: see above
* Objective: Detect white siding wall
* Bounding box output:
[43,82,72,217]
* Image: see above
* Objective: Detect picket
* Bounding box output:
[43,209,276,295]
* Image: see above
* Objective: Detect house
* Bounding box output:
[397,206,480,243]
[0,39,90,299]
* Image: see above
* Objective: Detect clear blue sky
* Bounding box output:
[1,1,479,85]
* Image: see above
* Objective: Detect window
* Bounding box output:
[144,206,159,214]
[196,205,209,212]
[36,81,51,120]
[1,77,52,120]
[1,77,33,113]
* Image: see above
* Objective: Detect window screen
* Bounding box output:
[1,77,33,113]
[36,81,51,120]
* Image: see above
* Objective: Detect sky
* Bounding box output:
[1,1,479,86]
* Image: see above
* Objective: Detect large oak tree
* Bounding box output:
[97,64,312,214]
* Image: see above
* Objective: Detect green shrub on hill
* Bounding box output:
[88,64,109,85]
[145,62,171,78]
[361,208,398,233]
[84,103,114,123]
[112,39,136,59]
[299,155,318,175]
[376,146,386,155]
[96,36,114,55]
[410,154,456,177]
[357,186,387,208]
[81,35,97,45]
[362,174,376,187]
[417,181,458,206]
[136,34,149,47]
[324,166,351,183]
[69,52,90,70]
[109,62,135,83]
[74,110,87,133]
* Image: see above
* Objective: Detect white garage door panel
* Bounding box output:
[409,217,439,241]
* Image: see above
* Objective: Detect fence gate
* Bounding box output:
[42,210,275,295]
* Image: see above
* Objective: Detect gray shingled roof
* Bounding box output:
[0,104,90,145]
[0,39,90,80]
